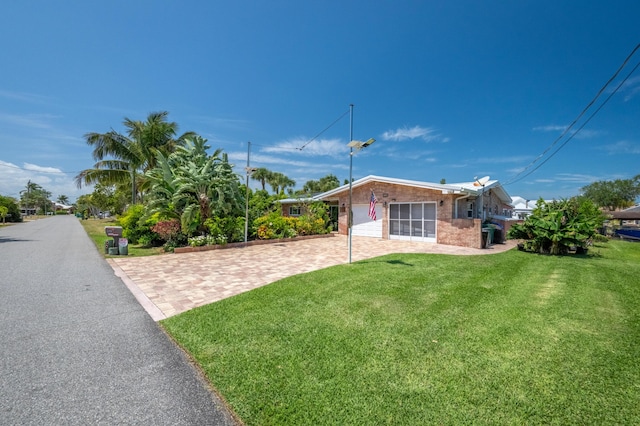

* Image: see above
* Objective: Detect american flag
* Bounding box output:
[368,191,378,221]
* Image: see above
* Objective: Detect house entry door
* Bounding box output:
[389,202,436,242]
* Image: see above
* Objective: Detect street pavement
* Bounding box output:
[0,216,237,425]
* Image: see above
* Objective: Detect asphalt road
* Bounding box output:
[0,216,237,425]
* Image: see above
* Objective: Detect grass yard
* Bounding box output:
[162,240,640,425]
[79,217,162,257]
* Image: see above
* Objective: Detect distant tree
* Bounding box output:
[20,180,51,214]
[56,195,69,205]
[0,195,21,223]
[251,168,272,191]
[268,172,296,194]
[581,177,640,211]
[0,206,8,224]
[300,174,341,195]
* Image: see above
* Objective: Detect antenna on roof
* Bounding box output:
[473,176,490,187]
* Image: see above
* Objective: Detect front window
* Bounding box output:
[289,206,301,216]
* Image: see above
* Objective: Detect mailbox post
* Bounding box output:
[105,226,123,255]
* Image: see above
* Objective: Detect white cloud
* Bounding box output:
[0,113,58,130]
[532,124,601,139]
[474,155,533,164]
[227,151,317,168]
[381,125,444,142]
[553,173,599,183]
[532,125,566,132]
[261,138,348,158]
[600,140,640,154]
[0,90,50,104]
[617,75,640,101]
[0,160,82,201]
[23,163,64,174]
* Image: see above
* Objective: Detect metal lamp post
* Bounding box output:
[244,141,257,244]
[347,105,376,263]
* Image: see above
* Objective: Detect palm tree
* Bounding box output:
[20,180,46,214]
[267,172,296,194]
[75,111,195,204]
[56,195,69,205]
[250,168,272,191]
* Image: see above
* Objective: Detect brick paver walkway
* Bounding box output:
[109,235,516,320]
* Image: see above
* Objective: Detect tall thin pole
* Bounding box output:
[348,104,354,264]
[244,141,251,244]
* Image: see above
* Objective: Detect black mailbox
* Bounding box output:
[105,226,123,237]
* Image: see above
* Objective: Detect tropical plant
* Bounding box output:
[56,195,69,205]
[507,197,605,255]
[145,136,243,236]
[75,111,195,203]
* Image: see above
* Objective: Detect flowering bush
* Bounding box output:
[254,212,297,239]
[151,219,187,252]
[254,207,329,240]
[188,234,228,247]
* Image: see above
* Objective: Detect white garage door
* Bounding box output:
[351,204,383,237]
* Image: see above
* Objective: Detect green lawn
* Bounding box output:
[162,240,640,425]
[78,217,162,257]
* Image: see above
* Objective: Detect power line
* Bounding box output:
[297,109,350,150]
[504,42,640,186]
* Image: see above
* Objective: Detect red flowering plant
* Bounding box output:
[151,219,186,251]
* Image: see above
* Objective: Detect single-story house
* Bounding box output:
[280,175,514,249]
[608,205,640,224]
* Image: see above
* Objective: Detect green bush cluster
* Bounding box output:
[507,197,605,255]
[0,195,21,223]
[204,216,245,243]
[117,204,162,246]
[254,204,330,240]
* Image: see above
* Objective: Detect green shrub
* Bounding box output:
[204,216,245,243]
[118,204,161,245]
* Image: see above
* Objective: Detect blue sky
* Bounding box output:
[1,1,639,203]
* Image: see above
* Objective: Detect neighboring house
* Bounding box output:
[608,205,640,225]
[510,196,540,219]
[280,175,514,249]
[53,202,74,214]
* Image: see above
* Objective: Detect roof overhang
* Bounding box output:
[313,175,513,205]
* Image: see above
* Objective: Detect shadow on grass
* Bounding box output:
[361,258,415,267]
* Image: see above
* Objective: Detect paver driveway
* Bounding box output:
[109,235,516,320]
